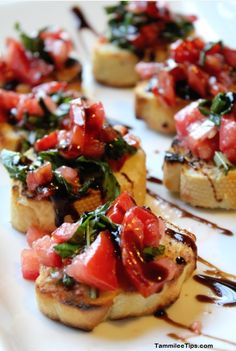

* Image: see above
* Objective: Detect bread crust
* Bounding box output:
[0,123,23,151]
[35,222,196,330]
[163,141,236,209]
[93,41,169,88]
[93,42,139,88]
[135,81,188,134]
[11,149,146,232]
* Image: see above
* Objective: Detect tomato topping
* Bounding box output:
[40,28,73,69]
[35,131,58,152]
[121,207,170,297]
[0,89,20,110]
[32,81,68,94]
[86,101,105,133]
[56,166,78,185]
[26,226,47,247]
[107,191,136,224]
[152,70,176,106]
[82,136,105,159]
[175,101,204,137]
[223,47,236,68]
[21,248,40,280]
[219,116,236,163]
[171,38,204,64]
[52,222,79,244]
[5,38,52,85]
[33,235,62,267]
[66,231,119,291]
[187,65,208,97]
[26,162,53,192]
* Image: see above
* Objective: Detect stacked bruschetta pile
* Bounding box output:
[1,1,235,332]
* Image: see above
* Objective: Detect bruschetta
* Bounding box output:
[135,39,236,134]
[0,81,80,151]
[1,98,146,232]
[0,24,82,93]
[93,1,195,87]
[163,93,236,209]
[20,192,197,331]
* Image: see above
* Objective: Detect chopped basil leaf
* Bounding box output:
[105,135,136,160]
[143,245,165,261]
[15,23,53,63]
[211,92,236,115]
[0,149,28,182]
[76,156,120,202]
[199,41,223,66]
[198,92,236,126]
[105,1,194,53]
[54,242,81,258]
[214,151,234,175]
[161,20,194,41]
[198,99,211,116]
[61,273,75,288]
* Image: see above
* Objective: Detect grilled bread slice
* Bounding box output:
[163,140,236,209]
[0,123,24,151]
[35,221,196,331]
[93,41,168,88]
[11,149,146,233]
[135,81,188,134]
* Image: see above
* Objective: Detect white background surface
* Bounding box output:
[0,2,236,351]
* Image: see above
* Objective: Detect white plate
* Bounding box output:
[0,2,236,351]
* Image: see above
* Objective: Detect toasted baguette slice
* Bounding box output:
[35,221,196,331]
[0,123,23,151]
[163,140,236,209]
[11,149,146,233]
[93,41,168,88]
[135,81,188,134]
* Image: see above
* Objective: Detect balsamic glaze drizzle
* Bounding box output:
[147,189,233,236]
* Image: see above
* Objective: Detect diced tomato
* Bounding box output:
[70,125,85,152]
[5,38,52,85]
[52,222,79,244]
[33,235,62,267]
[0,89,20,110]
[26,226,47,247]
[219,116,236,164]
[146,1,170,20]
[85,101,105,133]
[121,207,171,297]
[56,166,78,184]
[21,248,40,280]
[66,231,119,291]
[0,108,7,122]
[223,46,236,68]
[171,38,204,64]
[187,65,209,97]
[40,28,73,69]
[204,54,224,75]
[175,101,204,137]
[83,136,105,159]
[16,95,44,121]
[153,69,176,106]
[35,131,58,152]
[32,81,68,94]
[131,23,161,50]
[136,61,164,80]
[26,162,53,192]
[100,126,119,143]
[107,192,136,224]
